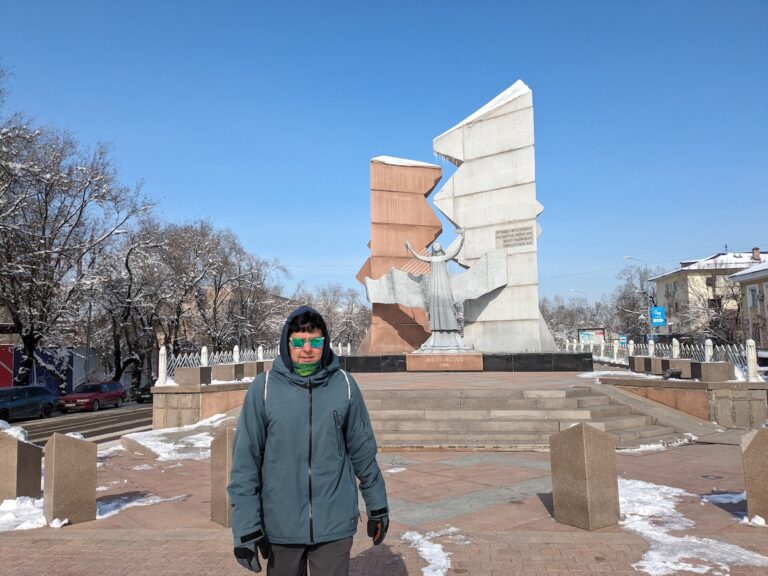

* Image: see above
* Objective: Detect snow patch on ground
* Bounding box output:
[129,464,155,471]
[65,432,85,440]
[385,467,407,474]
[0,420,29,442]
[401,527,462,576]
[617,434,697,453]
[123,414,231,461]
[96,494,188,519]
[702,491,746,505]
[0,498,65,531]
[619,478,768,575]
[740,515,766,527]
[580,370,662,380]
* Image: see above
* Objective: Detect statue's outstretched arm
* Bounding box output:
[444,229,465,260]
[404,239,432,262]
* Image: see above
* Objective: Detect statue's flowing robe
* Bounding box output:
[427,258,458,331]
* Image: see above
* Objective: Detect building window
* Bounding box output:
[708,297,722,310]
[748,286,760,309]
[705,276,716,288]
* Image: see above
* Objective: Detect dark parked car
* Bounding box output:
[0,385,59,422]
[135,379,156,404]
[58,381,126,413]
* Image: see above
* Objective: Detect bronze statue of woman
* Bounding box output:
[404,229,464,333]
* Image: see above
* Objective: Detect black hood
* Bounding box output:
[279,305,335,373]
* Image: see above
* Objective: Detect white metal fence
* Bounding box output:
[563,339,760,379]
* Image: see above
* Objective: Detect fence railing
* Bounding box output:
[165,342,354,379]
[563,338,761,380]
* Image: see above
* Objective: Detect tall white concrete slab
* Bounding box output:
[433,80,555,352]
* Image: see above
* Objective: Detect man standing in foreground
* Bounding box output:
[228,306,389,575]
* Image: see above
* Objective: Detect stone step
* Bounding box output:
[610,425,677,442]
[372,419,561,433]
[361,387,595,400]
[616,433,692,449]
[376,431,552,445]
[368,408,597,421]
[368,394,614,411]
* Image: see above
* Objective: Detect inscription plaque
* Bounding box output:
[495,226,534,249]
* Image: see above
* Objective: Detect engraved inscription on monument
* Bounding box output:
[495,226,534,249]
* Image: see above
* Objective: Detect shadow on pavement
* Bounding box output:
[350,543,409,575]
[537,492,555,517]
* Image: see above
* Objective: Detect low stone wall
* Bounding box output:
[152,360,273,429]
[600,377,768,428]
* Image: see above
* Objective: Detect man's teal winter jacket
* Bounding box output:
[227,354,388,546]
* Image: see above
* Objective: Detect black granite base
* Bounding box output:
[338,353,592,373]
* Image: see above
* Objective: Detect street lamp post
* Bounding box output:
[623,255,655,343]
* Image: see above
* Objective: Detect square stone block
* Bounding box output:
[242,362,260,378]
[690,362,735,383]
[406,353,483,372]
[649,357,664,376]
[549,423,619,530]
[0,434,43,500]
[174,366,212,385]
[661,359,693,379]
[44,433,96,524]
[674,389,710,421]
[212,363,244,382]
[211,426,236,527]
[741,430,768,520]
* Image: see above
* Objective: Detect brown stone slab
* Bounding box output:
[174,366,212,386]
[650,357,664,376]
[242,362,259,378]
[406,354,483,372]
[44,433,97,524]
[0,434,43,500]
[674,389,710,420]
[646,387,677,409]
[741,430,768,520]
[210,426,236,527]
[691,362,736,383]
[661,358,693,379]
[550,423,619,531]
[211,363,244,382]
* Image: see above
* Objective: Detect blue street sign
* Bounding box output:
[619,335,628,346]
[650,306,667,327]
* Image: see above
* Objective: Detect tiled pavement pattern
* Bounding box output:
[2,370,768,575]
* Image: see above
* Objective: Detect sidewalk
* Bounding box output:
[1,371,767,576]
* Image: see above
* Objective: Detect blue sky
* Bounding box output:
[1,0,766,302]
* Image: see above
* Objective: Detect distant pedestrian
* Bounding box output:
[228,305,389,575]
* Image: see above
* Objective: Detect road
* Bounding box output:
[14,403,153,447]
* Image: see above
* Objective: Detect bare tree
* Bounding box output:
[0,119,147,386]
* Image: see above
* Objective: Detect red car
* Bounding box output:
[58,381,126,413]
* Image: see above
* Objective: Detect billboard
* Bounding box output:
[578,328,606,344]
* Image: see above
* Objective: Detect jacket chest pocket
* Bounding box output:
[333,410,344,457]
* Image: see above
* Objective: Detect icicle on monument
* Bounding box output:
[354,80,573,372]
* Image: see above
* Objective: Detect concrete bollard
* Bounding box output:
[746,339,759,382]
[672,338,680,359]
[44,433,97,524]
[233,345,240,363]
[0,434,43,500]
[201,346,209,367]
[257,345,264,361]
[648,340,655,357]
[705,339,713,362]
[612,340,619,362]
[628,340,635,357]
[157,346,167,385]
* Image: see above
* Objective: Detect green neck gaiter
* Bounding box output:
[294,362,320,377]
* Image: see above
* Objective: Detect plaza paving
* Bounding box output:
[1,370,767,575]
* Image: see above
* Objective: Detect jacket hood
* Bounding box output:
[279,305,335,373]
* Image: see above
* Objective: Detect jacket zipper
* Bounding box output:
[308,383,314,544]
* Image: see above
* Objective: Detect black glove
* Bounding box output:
[367,514,389,545]
[234,532,270,573]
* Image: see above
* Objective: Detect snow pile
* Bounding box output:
[129,464,155,471]
[619,478,768,575]
[401,527,462,576]
[580,370,661,380]
[0,420,29,442]
[385,467,407,474]
[741,515,766,527]
[123,413,231,461]
[65,432,85,440]
[97,493,188,519]
[0,498,66,531]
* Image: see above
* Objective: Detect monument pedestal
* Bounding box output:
[406,353,483,372]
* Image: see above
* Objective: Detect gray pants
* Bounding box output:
[267,537,353,576]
